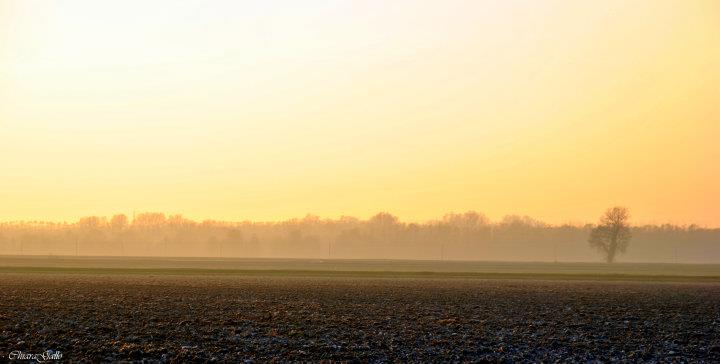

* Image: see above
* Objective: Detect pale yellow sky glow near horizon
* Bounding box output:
[1,0,719,226]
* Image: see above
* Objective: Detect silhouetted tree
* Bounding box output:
[133,212,166,227]
[110,214,129,230]
[442,211,490,229]
[368,212,400,244]
[110,214,129,255]
[589,207,632,263]
[78,216,106,229]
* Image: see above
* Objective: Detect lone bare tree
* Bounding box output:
[589,207,632,263]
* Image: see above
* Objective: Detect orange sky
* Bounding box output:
[1,0,719,226]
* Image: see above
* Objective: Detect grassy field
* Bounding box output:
[1,255,719,281]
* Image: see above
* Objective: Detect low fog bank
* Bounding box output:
[1,212,718,263]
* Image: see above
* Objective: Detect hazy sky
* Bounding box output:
[1,0,718,226]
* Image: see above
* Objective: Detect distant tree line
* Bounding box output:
[0,212,717,263]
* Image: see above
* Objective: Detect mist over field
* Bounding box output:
[2,212,718,263]
[3,0,720,362]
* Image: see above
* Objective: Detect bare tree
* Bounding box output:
[589,207,632,263]
[110,214,129,230]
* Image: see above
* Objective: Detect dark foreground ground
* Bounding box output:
[1,273,719,363]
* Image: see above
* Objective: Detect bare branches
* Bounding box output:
[589,207,632,263]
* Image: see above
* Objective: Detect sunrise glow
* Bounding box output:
[2,0,718,225]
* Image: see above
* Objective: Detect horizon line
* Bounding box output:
[1,211,717,229]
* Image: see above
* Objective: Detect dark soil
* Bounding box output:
[1,274,719,363]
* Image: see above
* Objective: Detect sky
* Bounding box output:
[1,0,719,226]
